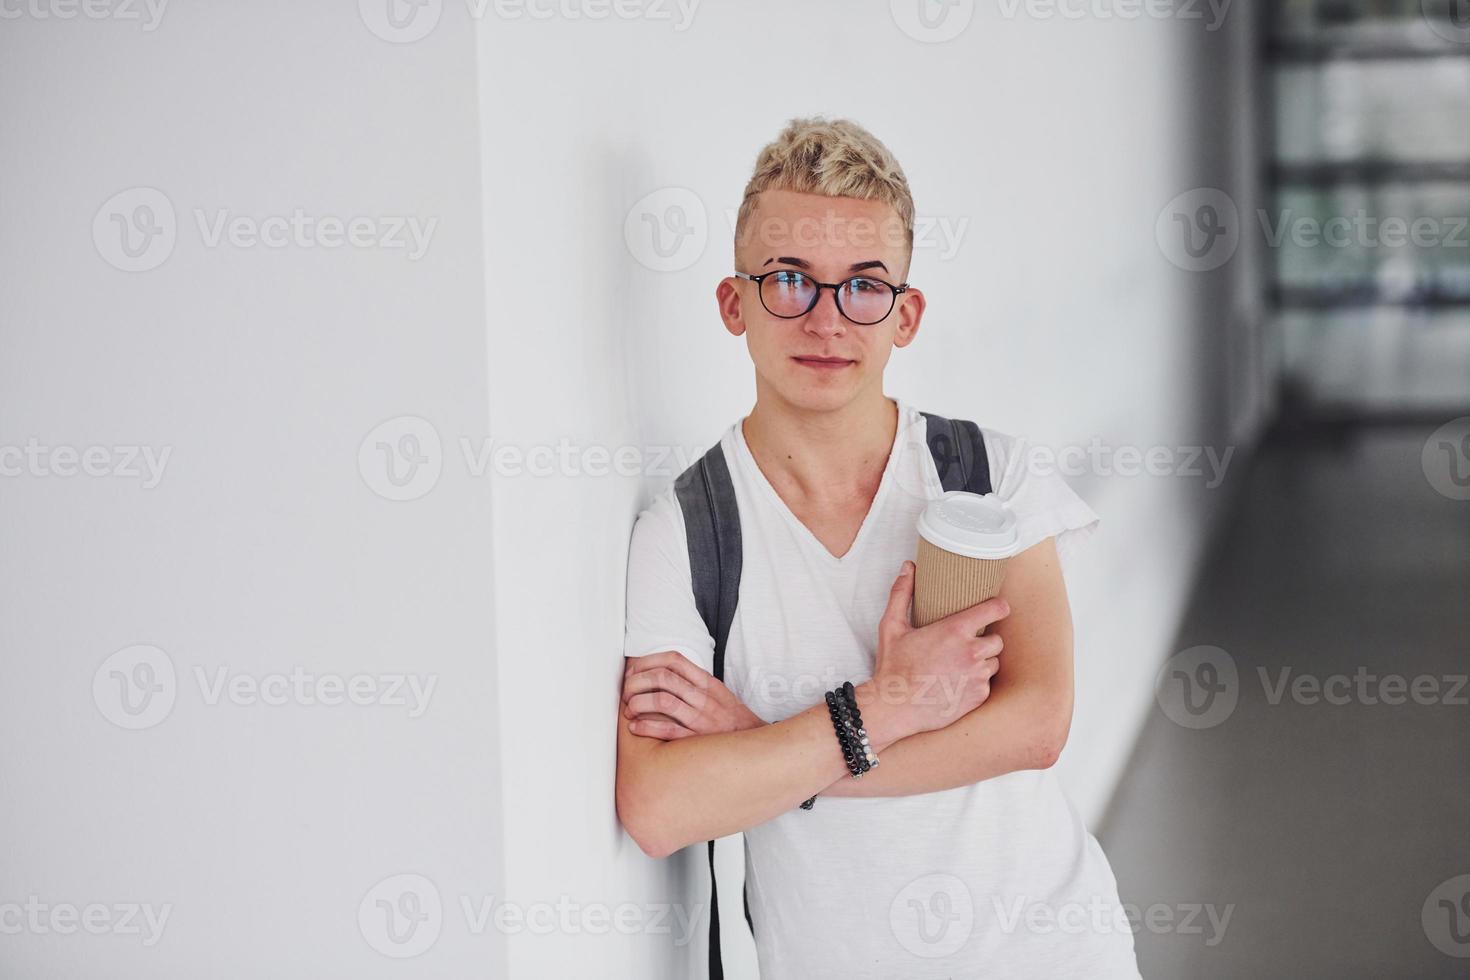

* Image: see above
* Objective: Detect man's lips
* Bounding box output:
[793,356,854,369]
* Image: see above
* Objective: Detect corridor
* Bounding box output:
[1101,422,1470,978]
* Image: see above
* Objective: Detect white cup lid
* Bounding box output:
[917,490,1019,559]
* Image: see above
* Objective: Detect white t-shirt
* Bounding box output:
[622,396,1141,979]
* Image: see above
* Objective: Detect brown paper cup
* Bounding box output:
[912,535,1011,629]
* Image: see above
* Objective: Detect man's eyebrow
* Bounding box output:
[761,257,890,274]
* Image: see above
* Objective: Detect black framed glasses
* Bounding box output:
[734,269,909,326]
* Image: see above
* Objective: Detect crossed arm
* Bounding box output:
[819,536,1075,797]
[615,536,1076,855]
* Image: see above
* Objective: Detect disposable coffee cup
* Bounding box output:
[912,490,1020,629]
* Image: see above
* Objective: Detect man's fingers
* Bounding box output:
[968,633,1004,661]
[622,667,710,712]
[943,595,1011,637]
[627,712,696,741]
[624,650,712,691]
[624,690,701,730]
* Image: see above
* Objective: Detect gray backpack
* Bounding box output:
[671,409,994,979]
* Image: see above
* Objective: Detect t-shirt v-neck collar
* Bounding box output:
[731,398,908,566]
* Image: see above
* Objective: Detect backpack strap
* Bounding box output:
[673,442,742,678]
[672,441,752,979]
[919,411,994,495]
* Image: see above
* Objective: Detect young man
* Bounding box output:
[616,118,1140,978]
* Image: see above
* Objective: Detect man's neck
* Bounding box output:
[741,393,900,504]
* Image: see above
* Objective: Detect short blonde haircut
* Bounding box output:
[734,116,915,257]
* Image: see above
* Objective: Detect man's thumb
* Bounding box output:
[882,560,916,629]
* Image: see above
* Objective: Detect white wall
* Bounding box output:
[480,2,1266,978]
[0,3,505,978]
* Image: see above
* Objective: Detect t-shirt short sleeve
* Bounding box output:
[981,427,1101,572]
[621,486,717,676]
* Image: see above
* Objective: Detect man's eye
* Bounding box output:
[848,278,883,293]
[772,272,807,287]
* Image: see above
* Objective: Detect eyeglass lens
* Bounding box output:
[761,270,894,324]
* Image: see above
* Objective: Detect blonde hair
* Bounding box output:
[734,116,915,257]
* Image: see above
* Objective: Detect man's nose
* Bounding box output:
[803,287,846,338]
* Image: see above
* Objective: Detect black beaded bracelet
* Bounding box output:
[835,693,862,774]
[826,685,877,777]
[799,681,881,811]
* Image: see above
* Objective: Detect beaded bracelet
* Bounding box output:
[799,681,881,810]
[828,686,876,776]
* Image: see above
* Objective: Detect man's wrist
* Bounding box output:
[851,677,912,753]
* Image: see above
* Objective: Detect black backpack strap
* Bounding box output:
[919,411,994,495]
[673,442,742,675]
[672,441,750,979]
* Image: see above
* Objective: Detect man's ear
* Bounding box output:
[891,285,925,349]
[716,276,746,337]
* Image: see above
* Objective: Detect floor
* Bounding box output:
[1098,423,1470,979]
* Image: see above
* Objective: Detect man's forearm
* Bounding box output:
[815,688,1069,799]
[618,682,910,856]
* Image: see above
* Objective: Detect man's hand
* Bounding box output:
[863,559,1008,736]
[622,651,766,740]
